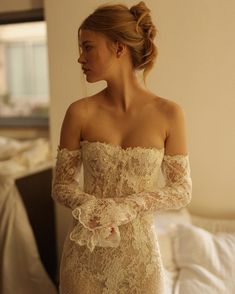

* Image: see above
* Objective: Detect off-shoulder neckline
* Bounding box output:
[80,139,165,153]
[58,141,189,157]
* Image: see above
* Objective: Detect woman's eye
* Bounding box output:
[85,46,92,51]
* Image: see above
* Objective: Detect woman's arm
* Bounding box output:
[51,100,96,209]
[59,99,86,151]
[52,100,122,251]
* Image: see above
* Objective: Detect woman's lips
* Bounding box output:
[82,68,90,73]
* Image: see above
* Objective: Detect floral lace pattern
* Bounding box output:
[51,146,96,209]
[52,140,192,294]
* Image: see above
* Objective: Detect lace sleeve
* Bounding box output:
[51,147,96,209]
[52,147,121,251]
[70,153,192,250]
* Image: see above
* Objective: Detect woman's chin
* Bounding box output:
[85,75,103,83]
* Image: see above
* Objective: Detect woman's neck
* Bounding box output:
[104,73,147,113]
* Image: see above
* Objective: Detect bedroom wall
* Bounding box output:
[44,0,235,260]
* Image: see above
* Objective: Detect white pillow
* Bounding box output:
[171,223,235,294]
[154,208,191,272]
[154,208,191,293]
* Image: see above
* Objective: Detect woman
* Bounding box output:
[52,1,192,293]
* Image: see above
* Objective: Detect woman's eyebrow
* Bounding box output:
[79,40,93,47]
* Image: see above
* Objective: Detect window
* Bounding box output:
[0,9,49,127]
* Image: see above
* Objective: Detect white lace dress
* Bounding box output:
[52,140,192,294]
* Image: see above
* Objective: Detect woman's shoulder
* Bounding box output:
[154,95,182,110]
[154,95,185,118]
[68,96,89,110]
[69,92,102,112]
[66,96,94,117]
[152,95,186,137]
[64,95,102,132]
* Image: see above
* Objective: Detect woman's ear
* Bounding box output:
[115,41,127,57]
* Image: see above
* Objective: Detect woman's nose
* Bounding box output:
[77,54,85,64]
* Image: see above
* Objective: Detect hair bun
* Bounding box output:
[130,1,156,39]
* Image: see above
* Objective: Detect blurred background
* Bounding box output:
[0,0,234,291]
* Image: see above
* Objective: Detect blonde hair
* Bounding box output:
[78,1,158,84]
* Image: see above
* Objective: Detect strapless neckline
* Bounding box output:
[80,140,165,153]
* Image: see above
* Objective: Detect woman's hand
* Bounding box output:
[88,216,100,228]
[88,217,116,240]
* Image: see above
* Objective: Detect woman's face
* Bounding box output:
[78,29,117,82]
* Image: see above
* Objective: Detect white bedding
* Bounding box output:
[0,136,57,294]
[155,208,235,294]
[0,136,52,177]
[172,223,235,293]
[0,175,57,294]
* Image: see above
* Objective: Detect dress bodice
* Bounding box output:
[80,140,165,199]
[52,138,191,251]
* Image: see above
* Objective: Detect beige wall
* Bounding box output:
[44,0,235,260]
[0,0,43,12]
[44,0,89,261]
[151,1,235,220]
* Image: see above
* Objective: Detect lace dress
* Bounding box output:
[52,140,192,294]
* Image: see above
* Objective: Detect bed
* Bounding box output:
[0,136,58,294]
[155,208,235,293]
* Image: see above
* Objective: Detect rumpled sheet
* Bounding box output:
[0,175,58,294]
[0,136,52,176]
